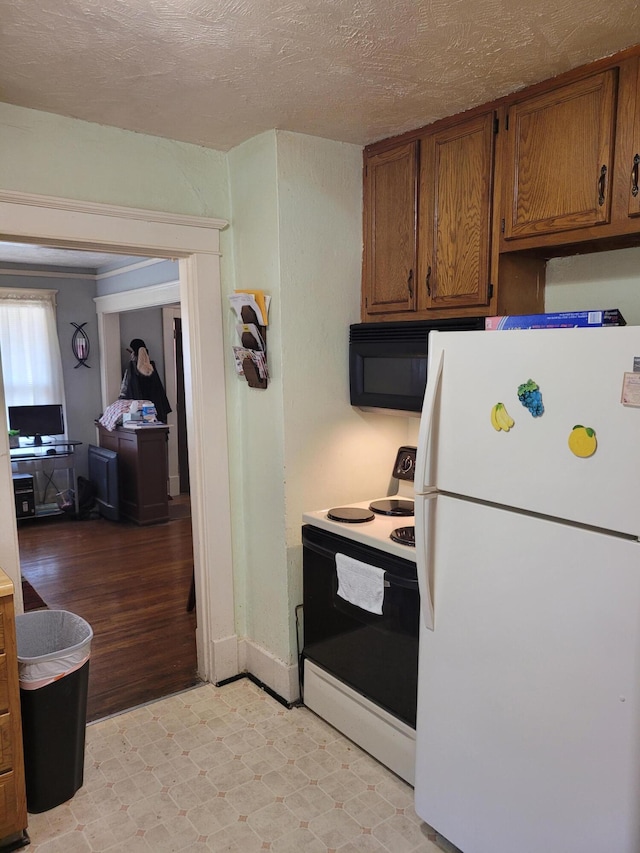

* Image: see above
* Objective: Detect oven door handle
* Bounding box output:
[303,530,417,588]
[331,572,418,598]
[383,573,418,590]
[302,535,348,563]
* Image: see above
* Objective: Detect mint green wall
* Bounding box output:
[276,131,410,662]
[226,132,282,650]
[0,103,229,218]
[227,131,409,667]
[545,247,640,325]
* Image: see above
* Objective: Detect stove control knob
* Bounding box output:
[400,456,413,474]
[394,446,417,480]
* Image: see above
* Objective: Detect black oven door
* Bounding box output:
[302,524,419,727]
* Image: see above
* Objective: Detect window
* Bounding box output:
[0,288,66,417]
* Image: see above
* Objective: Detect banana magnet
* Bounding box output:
[491,403,515,432]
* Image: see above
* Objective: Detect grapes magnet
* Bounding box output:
[517,379,544,417]
[568,425,597,458]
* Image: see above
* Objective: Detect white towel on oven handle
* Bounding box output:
[336,553,385,615]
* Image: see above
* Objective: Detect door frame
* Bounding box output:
[0,189,239,685]
[163,303,182,497]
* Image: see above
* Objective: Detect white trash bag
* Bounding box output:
[16,610,93,691]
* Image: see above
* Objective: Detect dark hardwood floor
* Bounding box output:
[17,497,199,722]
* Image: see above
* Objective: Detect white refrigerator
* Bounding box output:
[413,326,640,853]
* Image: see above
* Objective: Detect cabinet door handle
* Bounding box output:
[632,154,640,199]
[425,266,432,296]
[407,268,414,298]
[598,164,607,206]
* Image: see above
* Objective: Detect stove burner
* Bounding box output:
[327,507,375,523]
[369,499,414,517]
[390,526,415,547]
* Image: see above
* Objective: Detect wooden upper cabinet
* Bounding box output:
[502,69,617,240]
[627,59,640,218]
[418,111,495,311]
[362,45,640,323]
[362,141,418,315]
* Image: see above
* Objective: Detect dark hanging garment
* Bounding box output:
[119,340,172,423]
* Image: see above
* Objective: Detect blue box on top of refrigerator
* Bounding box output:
[485,308,626,329]
[412,325,640,853]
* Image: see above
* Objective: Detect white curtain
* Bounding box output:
[0,287,66,416]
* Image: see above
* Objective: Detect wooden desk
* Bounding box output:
[97,424,169,525]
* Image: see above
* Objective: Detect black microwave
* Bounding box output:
[349,317,485,415]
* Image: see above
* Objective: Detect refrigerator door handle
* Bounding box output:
[415,345,443,495]
[414,493,436,630]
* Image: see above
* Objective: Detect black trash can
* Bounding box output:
[15,610,93,813]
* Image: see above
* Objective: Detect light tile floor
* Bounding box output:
[25,678,459,853]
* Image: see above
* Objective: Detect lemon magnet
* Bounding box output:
[568,425,597,458]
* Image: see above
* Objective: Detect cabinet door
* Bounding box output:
[419,111,495,311]
[0,588,27,841]
[503,70,617,240]
[628,59,640,218]
[363,141,418,315]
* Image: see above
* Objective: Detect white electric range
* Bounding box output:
[301,446,419,784]
[302,446,417,561]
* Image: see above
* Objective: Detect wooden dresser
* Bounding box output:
[0,570,27,845]
[97,424,169,525]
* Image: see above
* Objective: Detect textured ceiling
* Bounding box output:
[0,242,139,270]
[1,0,640,152]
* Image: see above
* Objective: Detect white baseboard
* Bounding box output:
[237,637,300,704]
[209,634,239,683]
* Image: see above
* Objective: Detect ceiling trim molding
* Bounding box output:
[0,267,95,280]
[0,190,228,233]
[94,280,180,314]
[96,258,166,280]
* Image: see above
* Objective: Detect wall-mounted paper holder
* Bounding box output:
[241,306,267,389]
[229,294,270,389]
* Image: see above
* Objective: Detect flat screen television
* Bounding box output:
[8,404,65,445]
[87,444,119,521]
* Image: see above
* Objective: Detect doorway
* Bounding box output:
[9,259,198,719]
[0,189,238,688]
